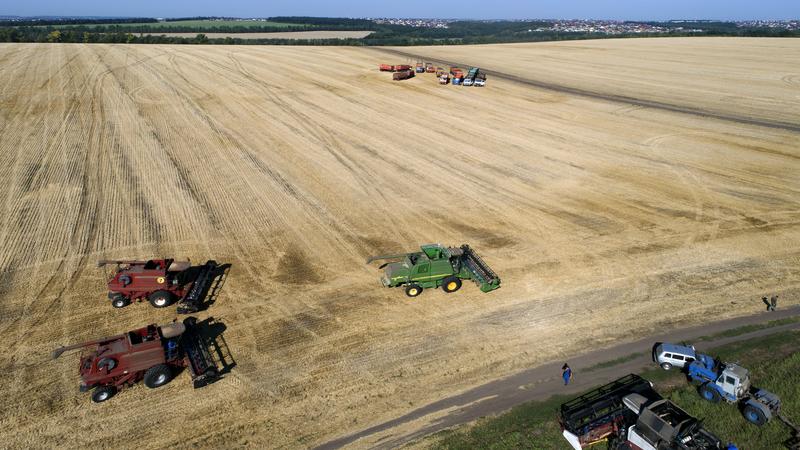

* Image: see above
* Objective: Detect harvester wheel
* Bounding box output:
[441,276,462,293]
[148,290,174,308]
[405,284,423,298]
[111,294,130,309]
[91,386,115,403]
[699,384,721,403]
[144,364,173,388]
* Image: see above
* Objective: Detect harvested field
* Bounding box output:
[148,30,374,40]
[0,38,798,449]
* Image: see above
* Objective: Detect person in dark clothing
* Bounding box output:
[763,296,773,311]
[562,363,573,386]
[771,295,778,311]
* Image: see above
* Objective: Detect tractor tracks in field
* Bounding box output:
[374,48,800,134]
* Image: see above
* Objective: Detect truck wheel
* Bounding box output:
[699,384,721,403]
[144,364,173,388]
[441,276,462,293]
[405,284,423,298]
[91,386,116,403]
[148,290,174,308]
[660,362,672,370]
[111,294,130,309]
[743,404,768,426]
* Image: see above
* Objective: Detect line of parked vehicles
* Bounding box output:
[559,341,800,449]
[379,62,487,86]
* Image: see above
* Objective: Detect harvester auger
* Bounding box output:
[366,244,501,297]
[97,259,220,313]
[52,317,221,403]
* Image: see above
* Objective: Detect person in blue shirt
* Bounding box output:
[562,363,573,385]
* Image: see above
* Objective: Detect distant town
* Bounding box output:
[370,18,800,33]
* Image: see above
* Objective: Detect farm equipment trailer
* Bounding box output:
[98,259,219,313]
[52,317,220,403]
[560,374,725,450]
[366,244,500,297]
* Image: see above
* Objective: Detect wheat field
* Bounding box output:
[0,38,798,448]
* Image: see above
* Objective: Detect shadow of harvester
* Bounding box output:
[191,316,237,380]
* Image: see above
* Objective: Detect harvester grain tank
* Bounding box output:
[52,318,220,403]
[366,244,500,297]
[393,70,415,81]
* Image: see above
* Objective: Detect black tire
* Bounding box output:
[148,290,174,308]
[441,276,462,293]
[91,386,116,403]
[743,404,768,426]
[660,362,672,370]
[111,294,130,309]
[143,364,173,389]
[405,284,423,298]
[699,384,721,403]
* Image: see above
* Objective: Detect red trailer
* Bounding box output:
[393,70,415,81]
[395,64,412,71]
[379,64,395,71]
[52,318,220,403]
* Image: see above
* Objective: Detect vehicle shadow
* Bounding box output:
[192,316,236,377]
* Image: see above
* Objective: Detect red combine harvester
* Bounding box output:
[394,64,411,71]
[98,259,219,313]
[379,64,395,71]
[52,317,220,403]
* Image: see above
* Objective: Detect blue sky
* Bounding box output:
[4,0,799,20]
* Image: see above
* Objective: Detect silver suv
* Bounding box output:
[652,342,696,370]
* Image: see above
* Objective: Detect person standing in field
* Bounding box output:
[562,364,573,386]
[771,295,778,311]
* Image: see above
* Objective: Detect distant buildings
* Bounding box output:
[370,18,452,28]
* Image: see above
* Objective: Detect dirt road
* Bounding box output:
[0,39,798,449]
[318,306,800,449]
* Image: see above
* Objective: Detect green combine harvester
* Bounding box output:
[366,244,501,297]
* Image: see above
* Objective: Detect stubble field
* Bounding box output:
[0,38,798,448]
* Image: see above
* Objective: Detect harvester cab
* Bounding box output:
[53,318,221,403]
[366,244,500,297]
[98,258,219,313]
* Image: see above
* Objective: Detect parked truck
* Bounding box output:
[415,62,425,73]
[560,374,725,450]
[366,244,500,297]
[393,70,415,81]
[474,73,486,87]
[438,73,450,84]
[450,67,464,85]
[52,317,220,403]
